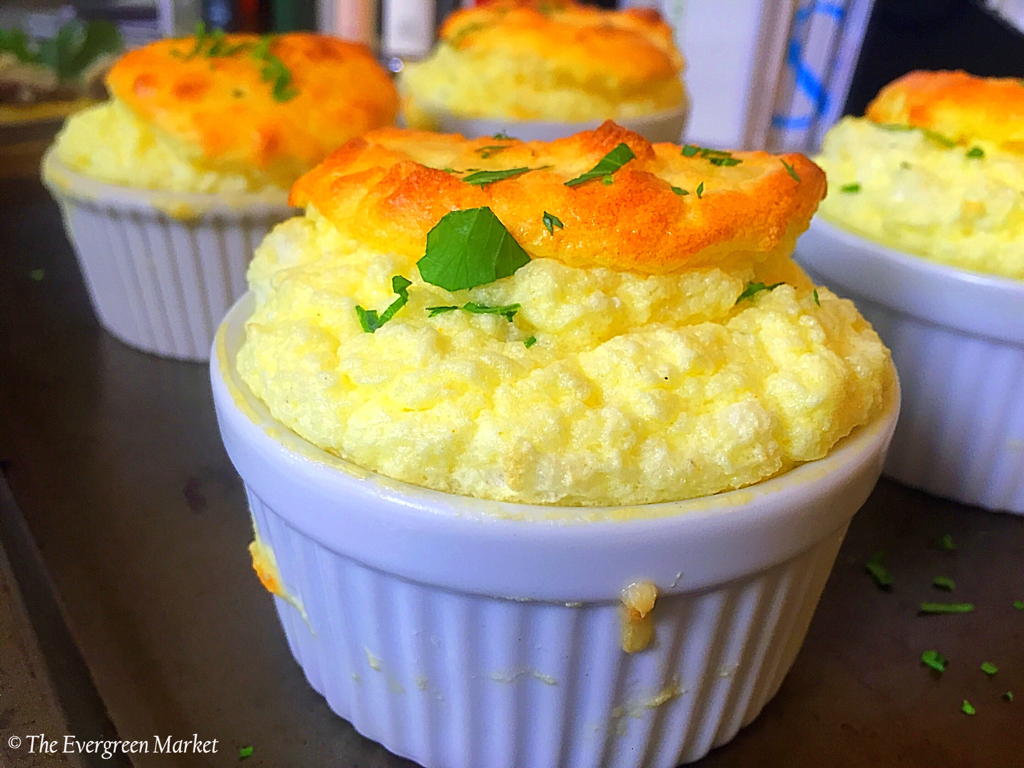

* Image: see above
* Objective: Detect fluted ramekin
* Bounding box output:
[406,100,689,142]
[42,149,295,361]
[796,217,1024,514]
[212,293,899,768]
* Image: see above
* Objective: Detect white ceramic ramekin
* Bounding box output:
[796,217,1024,514]
[408,101,689,143]
[42,150,295,361]
[212,293,899,768]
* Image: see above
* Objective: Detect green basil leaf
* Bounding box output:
[417,207,530,292]
[565,143,636,187]
[671,186,688,196]
[462,167,533,186]
[542,211,563,235]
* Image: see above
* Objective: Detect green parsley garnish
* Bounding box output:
[492,131,513,140]
[671,186,688,196]
[356,275,411,333]
[252,35,298,102]
[781,159,801,182]
[932,576,956,591]
[938,534,955,551]
[524,335,537,348]
[239,745,254,759]
[565,143,636,187]
[961,700,976,716]
[1004,691,1015,701]
[921,650,947,673]
[427,306,458,317]
[681,144,700,157]
[542,212,564,235]
[477,145,510,158]
[812,289,820,306]
[1013,600,1024,610]
[462,167,534,186]
[417,207,529,292]
[696,181,704,198]
[29,269,45,281]
[966,146,985,159]
[708,155,741,167]
[840,182,861,193]
[736,281,784,305]
[919,602,974,614]
[981,662,999,676]
[864,551,894,590]
[462,302,520,321]
[602,174,613,185]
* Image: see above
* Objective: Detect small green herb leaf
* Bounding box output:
[877,123,957,147]
[427,305,458,317]
[477,144,510,158]
[933,576,956,591]
[671,186,688,196]
[492,131,513,140]
[462,167,534,186]
[981,662,999,676]
[602,174,614,185]
[919,602,974,615]
[812,288,820,306]
[29,269,45,281]
[542,212,563,235]
[840,182,861,193]
[781,159,801,182]
[462,302,521,321]
[239,745,254,759]
[418,207,530,292]
[708,155,741,167]
[966,146,985,159]
[252,35,298,102]
[696,181,705,198]
[1013,600,1024,610]
[565,143,636,187]
[355,275,412,333]
[1004,691,1014,701]
[921,650,947,673]
[864,551,894,590]
[938,534,955,551]
[736,282,784,305]
[681,144,700,157]
[961,700,976,716]
[524,335,537,348]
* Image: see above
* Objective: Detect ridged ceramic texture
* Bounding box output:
[248,488,846,768]
[843,297,1023,513]
[54,196,286,361]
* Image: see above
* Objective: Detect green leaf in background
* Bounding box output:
[37,20,122,81]
[418,207,530,293]
[564,143,636,187]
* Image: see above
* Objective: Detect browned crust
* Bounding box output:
[290,122,825,275]
[106,33,398,176]
[866,70,1024,150]
[437,0,682,88]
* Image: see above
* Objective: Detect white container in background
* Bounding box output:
[42,151,295,362]
[212,292,899,768]
[796,218,1024,514]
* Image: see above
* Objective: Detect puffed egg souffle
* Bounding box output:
[236,122,894,507]
[816,70,1024,281]
[401,0,686,126]
[50,29,398,194]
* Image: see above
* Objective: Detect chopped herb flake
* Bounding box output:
[961,700,976,716]
[981,662,999,676]
[932,576,956,591]
[708,155,742,167]
[781,159,801,182]
[252,35,298,101]
[427,305,458,317]
[462,167,534,186]
[671,186,688,196]
[696,181,704,198]
[921,650,947,673]
[542,211,563,235]
[840,182,861,193]
[239,745,254,759]
[966,146,985,159]
[565,143,636,187]
[1004,691,1014,701]
[919,602,974,615]
[681,144,700,157]
[29,269,45,281]
[356,275,412,333]
[492,131,513,140]
[939,534,955,551]
[877,123,957,147]
[524,335,537,348]
[418,207,530,292]
[462,302,520,321]
[602,174,613,185]
[864,551,894,590]
[1014,600,1024,610]
[736,281,784,305]
[812,288,820,306]
[477,144,510,158]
